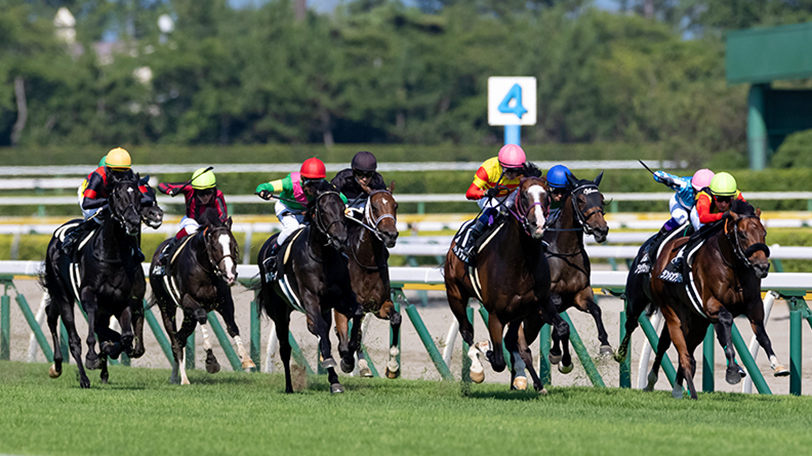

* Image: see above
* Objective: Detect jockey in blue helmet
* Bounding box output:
[546,164,572,210]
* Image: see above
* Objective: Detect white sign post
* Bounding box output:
[488,77,537,146]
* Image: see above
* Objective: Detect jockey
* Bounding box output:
[546,164,572,218]
[458,144,528,261]
[61,147,152,261]
[690,172,746,231]
[331,151,387,218]
[154,167,228,272]
[255,157,348,270]
[653,168,715,232]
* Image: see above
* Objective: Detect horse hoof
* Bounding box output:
[49,364,61,378]
[385,367,400,379]
[513,376,528,390]
[613,351,627,363]
[538,387,548,396]
[340,358,354,374]
[330,383,344,394]
[470,369,485,384]
[599,345,613,356]
[242,359,257,372]
[85,355,100,370]
[79,377,90,389]
[206,350,220,374]
[359,366,373,378]
[672,388,683,399]
[322,357,337,370]
[181,377,190,385]
[725,366,743,385]
[774,365,790,377]
[548,353,562,365]
[559,363,574,374]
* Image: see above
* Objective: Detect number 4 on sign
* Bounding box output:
[498,84,527,119]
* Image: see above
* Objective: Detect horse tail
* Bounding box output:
[39,242,69,307]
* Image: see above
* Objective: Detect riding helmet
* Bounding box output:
[709,172,737,197]
[300,157,327,179]
[691,168,715,191]
[546,164,572,189]
[98,155,107,167]
[351,151,377,172]
[497,144,526,169]
[106,147,131,170]
[191,167,217,190]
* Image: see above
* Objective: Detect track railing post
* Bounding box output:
[141,300,174,365]
[1,279,10,360]
[730,323,771,394]
[619,311,630,388]
[395,288,453,381]
[637,313,678,388]
[702,326,714,392]
[206,311,243,371]
[14,287,54,363]
[539,324,551,386]
[790,307,802,396]
[250,297,260,370]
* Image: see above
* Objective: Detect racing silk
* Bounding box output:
[331,168,386,203]
[695,189,745,224]
[262,172,309,211]
[653,171,694,209]
[465,157,522,200]
[82,166,151,210]
[157,182,228,223]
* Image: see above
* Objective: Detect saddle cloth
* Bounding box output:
[260,228,306,313]
[658,237,708,318]
[55,221,97,303]
[450,219,505,264]
[634,223,691,275]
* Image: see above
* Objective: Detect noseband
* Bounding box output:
[569,183,604,235]
[110,182,141,234]
[725,215,770,269]
[350,189,397,242]
[202,226,239,280]
[311,191,344,247]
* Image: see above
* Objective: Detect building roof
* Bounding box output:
[726,21,812,85]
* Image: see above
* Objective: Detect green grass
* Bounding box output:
[1,361,811,456]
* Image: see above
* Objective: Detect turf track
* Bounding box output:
[1,361,811,456]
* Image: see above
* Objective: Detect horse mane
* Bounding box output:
[523,162,542,178]
[197,207,224,228]
[304,180,341,223]
[731,199,755,217]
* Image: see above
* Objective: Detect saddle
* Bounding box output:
[451,218,505,264]
[634,223,692,275]
[657,220,720,285]
[261,227,305,284]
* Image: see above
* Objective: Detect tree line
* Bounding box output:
[2,0,811,165]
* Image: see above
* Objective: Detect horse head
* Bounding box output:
[565,171,609,243]
[309,182,349,251]
[515,176,550,240]
[204,215,239,285]
[108,172,143,236]
[366,182,399,248]
[726,200,770,279]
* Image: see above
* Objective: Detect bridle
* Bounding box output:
[348,189,397,242]
[509,177,549,237]
[110,180,142,236]
[562,183,605,235]
[724,215,770,269]
[203,226,239,280]
[311,190,345,247]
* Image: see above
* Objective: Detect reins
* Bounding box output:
[346,189,397,271]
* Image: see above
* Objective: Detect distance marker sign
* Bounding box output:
[487,77,537,126]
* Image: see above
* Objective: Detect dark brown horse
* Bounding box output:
[335,185,401,378]
[536,172,610,373]
[445,176,569,392]
[255,181,363,394]
[41,172,145,388]
[650,200,788,399]
[149,209,253,385]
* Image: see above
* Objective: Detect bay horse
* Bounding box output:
[255,180,363,394]
[535,171,610,373]
[41,172,145,388]
[650,200,788,399]
[149,209,254,385]
[335,184,401,378]
[445,176,570,392]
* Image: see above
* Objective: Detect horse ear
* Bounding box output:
[388,180,395,194]
[728,211,740,221]
[226,217,232,229]
[565,172,578,189]
[755,208,761,218]
[594,171,604,186]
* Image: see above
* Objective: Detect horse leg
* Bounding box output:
[547,294,565,365]
[175,311,199,385]
[485,313,506,373]
[62,303,90,388]
[575,288,613,355]
[80,288,101,370]
[542,295,573,374]
[615,266,649,363]
[645,325,672,392]
[129,294,146,359]
[309,309,343,394]
[99,355,109,384]
[378,300,402,379]
[46,302,63,378]
[447,281,483,383]
[182,294,218,375]
[748,306,789,377]
[158,302,182,384]
[516,322,546,394]
[712,305,745,385]
[664,309,697,399]
[218,296,255,372]
[273,307,294,393]
[117,301,134,357]
[504,322,529,391]
[333,309,354,374]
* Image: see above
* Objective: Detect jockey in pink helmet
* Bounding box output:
[458,144,534,263]
[652,167,714,232]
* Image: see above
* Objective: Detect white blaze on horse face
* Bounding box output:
[218,233,236,283]
[527,185,547,239]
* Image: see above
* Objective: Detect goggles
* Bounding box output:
[354,169,374,179]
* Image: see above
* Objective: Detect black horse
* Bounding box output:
[41,172,146,388]
[255,180,363,394]
[149,209,253,385]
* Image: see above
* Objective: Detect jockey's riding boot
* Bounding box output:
[156,237,181,273]
[61,220,92,256]
[264,242,281,281]
[461,218,488,264]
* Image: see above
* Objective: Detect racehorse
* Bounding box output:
[537,171,610,372]
[41,172,146,388]
[650,200,788,399]
[335,184,401,378]
[255,180,363,393]
[445,176,570,392]
[149,209,254,385]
